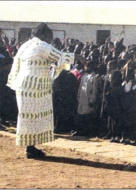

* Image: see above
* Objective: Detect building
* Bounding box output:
[0,1,136,46]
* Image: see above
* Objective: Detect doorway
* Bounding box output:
[97,30,111,45]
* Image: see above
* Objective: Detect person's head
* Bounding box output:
[74,42,84,55]
[85,61,96,73]
[91,48,100,60]
[52,38,62,50]
[82,49,89,58]
[114,38,126,58]
[108,41,114,50]
[32,23,53,43]
[97,64,107,76]
[71,39,75,46]
[104,53,113,65]
[75,60,84,71]
[10,38,16,46]
[107,60,117,74]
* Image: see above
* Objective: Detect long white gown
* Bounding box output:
[7,37,73,146]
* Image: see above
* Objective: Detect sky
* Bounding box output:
[1,1,136,25]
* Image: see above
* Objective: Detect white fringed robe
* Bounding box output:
[7,37,73,146]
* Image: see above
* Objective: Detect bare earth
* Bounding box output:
[0,133,136,189]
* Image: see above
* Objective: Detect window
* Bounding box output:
[18,28,65,42]
[97,30,111,45]
[53,30,65,40]
[18,28,32,43]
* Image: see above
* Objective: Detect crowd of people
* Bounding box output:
[0,30,18,126]
[1,28,136,146]
[52,37,136,145]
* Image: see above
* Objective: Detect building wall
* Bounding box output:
[0,21,136,46]
[0,21,39,41]
[49,23,136,46]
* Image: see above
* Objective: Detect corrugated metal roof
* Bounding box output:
[0,1,136,25]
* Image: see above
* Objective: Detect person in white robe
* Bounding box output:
[7,23,73,158]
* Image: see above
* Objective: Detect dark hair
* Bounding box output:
[74,43,84,55]
[32,23,53,42]
[107,60,117,72]
[52,38,62,50]
[97,64,107,76]
[86,61,96,73]
[76,60,84,70]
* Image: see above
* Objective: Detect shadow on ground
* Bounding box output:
[1,127,136,172]
[31,155,136,172]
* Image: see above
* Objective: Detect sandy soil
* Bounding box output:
[0,134,136,189]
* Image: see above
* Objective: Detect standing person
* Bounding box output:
[100,60,118,139]
[52,69,78,133]
[0,38,13,126]
[7,23,72,159]
[73,62,102,137]
[105,70,125,143]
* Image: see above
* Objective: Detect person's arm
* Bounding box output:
[46,45,62,63]
[47,45,74,66]
[46,44,74,77]
[6,53,20,90]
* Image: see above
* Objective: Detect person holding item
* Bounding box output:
[7,23,73,159]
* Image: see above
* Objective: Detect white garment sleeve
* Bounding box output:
[47,44,74,66]
[6,40,28,90]
[47,45,62,63]
[46,44,74,77]
[7,54,20,90]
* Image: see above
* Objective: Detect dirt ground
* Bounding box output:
[0,134,136,189]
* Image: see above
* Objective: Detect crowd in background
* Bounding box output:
[52,37,136,145]
[1,29,136,145]
[0,30,19,126]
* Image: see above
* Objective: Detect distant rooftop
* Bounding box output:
[0,1,136,25]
